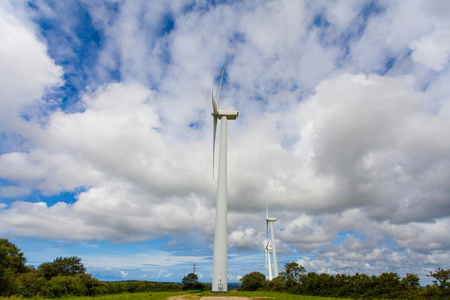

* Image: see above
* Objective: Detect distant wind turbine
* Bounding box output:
[262,236,273,280]
[264,202,278,280]
[211,66,238,293]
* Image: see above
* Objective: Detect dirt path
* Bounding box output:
[167,294,200,300]
[167,295,251,300]
[201,297,251,300]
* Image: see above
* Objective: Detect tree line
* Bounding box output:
[1,239,187,297]
[3,238,449,299]
[239,262,450,299]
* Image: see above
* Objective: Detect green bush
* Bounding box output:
[76,273,103,296]
[263,276,285,292]
[38,273,108,298]
[92,281,121,295]
[15,272,46,297]
[41,276,73,298]
[166,282,183,291]
[418,285,441,300]
[0,268,17,296]
[239,271,266,291]
[123,281,139,293]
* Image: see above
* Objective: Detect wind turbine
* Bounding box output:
[265,202,278,279]
[211,66,238,292]
[262,233,273,280]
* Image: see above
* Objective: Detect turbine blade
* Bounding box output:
[212,116,217,179]
[265,248,268,270]
[217,65,225,109]
[211,90,218,179]
[212,90,218,115]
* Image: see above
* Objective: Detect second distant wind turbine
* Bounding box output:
[264,203,278,280]
[211,67,238,293]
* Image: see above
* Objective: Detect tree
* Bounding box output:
[401,273,420,289]
[38,256,86,280]
[239,272,266,291]
[0,239,29,295]
[428,267,450,290]
[280,262,305,288]
[182,273,200,290]
[0,238,28,274]
[375,272,402,298]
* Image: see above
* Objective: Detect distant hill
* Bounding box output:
[228,282,241,290]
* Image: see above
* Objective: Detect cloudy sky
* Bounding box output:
[1,0,450,285]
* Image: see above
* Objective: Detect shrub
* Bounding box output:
[41,276,73,298]
[40,274,100,298]
[239,271,266,291]
[166,282,183,291]
[124,281,139,293]
[263,276,285,292]
[92,281,121,295]
[0,268,17,296]
[15,272,46,297]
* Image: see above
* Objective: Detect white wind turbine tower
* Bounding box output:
[264,202,278,279]
[211,66,238,292]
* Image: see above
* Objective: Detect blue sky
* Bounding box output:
[1,0,450,285]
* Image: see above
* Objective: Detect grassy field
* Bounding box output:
[200,291,350,300]
[1,291,350,300]
[201,291,350,300]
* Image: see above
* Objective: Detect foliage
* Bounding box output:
[0,267,16,296]
[89,281,183,295]
[280,262,306,288]
[182,272,204,290]
[40,275,75,298]
[3,240,450,299]
[428,267,450,290]
[0,239,28,274]
[38,256,86,280]
[15,271,46,297]
[426,268,450,299]
[239,271,266,291]
[288,271,422,299]
[0,239,29,296]
[401,273,420,289]
[263,275,286,291]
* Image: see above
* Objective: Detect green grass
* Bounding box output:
[0,291,350,300]
[0,291,186,300]
[199,291,350,300]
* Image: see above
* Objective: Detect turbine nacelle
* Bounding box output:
[211,109,239,120]
[211,66,238,179]
[266,217,276,222]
